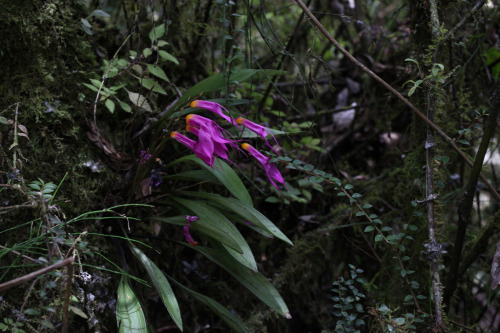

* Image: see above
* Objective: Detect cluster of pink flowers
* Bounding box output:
[171,100,284,246]
[171,100,284,189]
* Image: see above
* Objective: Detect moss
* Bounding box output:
[0,0,112,216]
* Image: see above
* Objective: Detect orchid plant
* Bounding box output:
[170,99,285,248]
[121,92,292,332]
[171,100,284,189]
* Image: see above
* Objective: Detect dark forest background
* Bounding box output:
[1,0,500,332]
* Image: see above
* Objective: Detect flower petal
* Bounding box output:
[236,117,279,155]
[190,100,237,125]
[241,143,284,189]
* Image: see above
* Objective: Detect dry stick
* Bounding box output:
[0,244,40,264]
[61,257,74,333]
[0,257,74,292]
[426,88,444,328]
[444,92,500,308]
[293,0,500,202]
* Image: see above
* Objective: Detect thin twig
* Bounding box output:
[0,257,74,292]
[293,0,500,202]
[438,0,487,48]
[0,244,40,264]
[93,32,135,125]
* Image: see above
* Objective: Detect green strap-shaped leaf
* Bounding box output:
[170,69,258,111]
[179,191,293,246]
[162,170,217,183]
[172,155,252,206]
[159,69,283,119]
[170,198,257,271]
[169,277,248,333]
[131,246,183,331]
[116,277,148,333]
[194,246,291,319]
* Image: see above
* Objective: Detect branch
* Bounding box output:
[426,0,444,327]
[0,257,73,292]
[293,0,500,202]
[438,0,487,48]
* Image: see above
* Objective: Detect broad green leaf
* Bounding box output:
[169,198,257,271]
[158,50,179,65]
[158,211,257,271]
[131,246,183,331]
[164,201,242,254]
[179,191,293,246]
[149,23,166,42]
[143,48,152,58]
[82,82,99,93]
[69,305,88,319]
[194,246,291,319]
[105,99,115,113]
[157,40,169,47]
[147,64,170,82]
[215,238,257,272]
[127,90,153,112]
[116,277,148,332]
[169,277,248,333]
[119,101,132,113]
[81,18,91,28]
[139,78,167,95]
[171,155,252,206]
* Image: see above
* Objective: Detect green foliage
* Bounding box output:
[332,265,366,333]
[3,0,500,331]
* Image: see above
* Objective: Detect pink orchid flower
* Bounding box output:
[190,100,237,126]
[184,215,199,246]
[241,143,284,189]
[186,125,230,161]
[236,117,279,155]
[171,131,215,166]
[186,114,241,162]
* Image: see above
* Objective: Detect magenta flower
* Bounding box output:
[236,117,279,155]
[241,143,284,189]
[186,125,229,161]
[170,131,197,150]
[186,114,241,164]
[190,100,237,125]
[184,215,199,246]
[171,131,215,166]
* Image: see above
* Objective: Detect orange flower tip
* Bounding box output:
[235,117,244,124]
[170,132,178,138]
[186,114,194,121]
[241,143,251,150]
[190,101,198,108]
[189,242,199,247]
